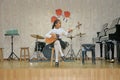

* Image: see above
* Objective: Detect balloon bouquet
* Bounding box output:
[51,9,71,23]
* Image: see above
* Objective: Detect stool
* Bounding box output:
[81,44,95,64]
[0,48,4,61]
[20,47,30,61]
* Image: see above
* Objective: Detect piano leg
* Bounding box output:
[117,41,120,62]
[105,42,114,61]
[110,42,114,60]
[104,43,109,60]
[97,42,103,59]
[100,43,103,58]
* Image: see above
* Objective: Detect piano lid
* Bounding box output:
[109,17,120,28]
[106,17,120,35]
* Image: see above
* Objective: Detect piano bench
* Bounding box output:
[81,44,96,64]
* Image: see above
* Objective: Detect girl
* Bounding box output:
[45,19,72,67]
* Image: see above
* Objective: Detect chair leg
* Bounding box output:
[51,48,54,66]
[92,50,96,64]
[24,49,26,61]
[20,49,22,61]
[0,48,3,61]
[27,48,30,59]
[82,51,85,64]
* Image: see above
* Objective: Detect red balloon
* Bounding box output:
[64,11,70,18]
[56,9,62,17]
[51,16,57,23]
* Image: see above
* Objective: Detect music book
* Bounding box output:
[5,29,19,36]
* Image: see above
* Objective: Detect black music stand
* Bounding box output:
[5,30,19,60]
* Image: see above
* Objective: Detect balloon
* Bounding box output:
[51,16,57,23]
[63,11,71,22]
[56,9,62,17]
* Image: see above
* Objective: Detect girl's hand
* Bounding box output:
[68,28,73,33]
[51,33,57,38]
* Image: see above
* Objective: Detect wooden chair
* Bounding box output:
[20,47,30,61]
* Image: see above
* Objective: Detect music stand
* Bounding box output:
[5,29,19,60]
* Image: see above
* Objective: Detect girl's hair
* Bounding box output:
[52,19,60,29]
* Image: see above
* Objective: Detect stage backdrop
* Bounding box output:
[0,0,120,58]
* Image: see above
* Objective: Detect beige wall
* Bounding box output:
[0,0,120,58]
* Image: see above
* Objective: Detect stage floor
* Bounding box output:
[0,59,120,69]
[0,60,120,80]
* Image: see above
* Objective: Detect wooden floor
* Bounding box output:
[0,59,120,80]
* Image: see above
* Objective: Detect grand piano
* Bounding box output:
[94,17,120,62]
